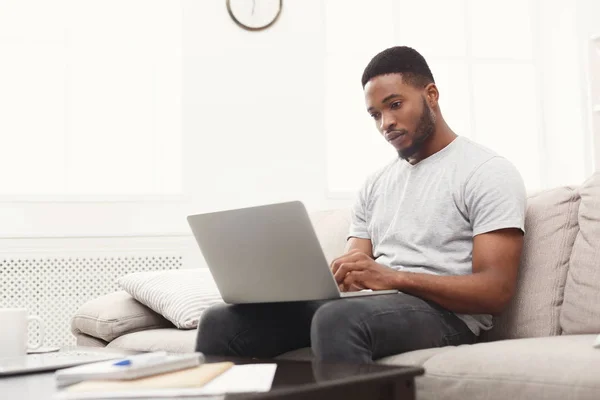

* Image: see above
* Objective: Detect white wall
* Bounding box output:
[182,0,341,214]
[0,0,349,242]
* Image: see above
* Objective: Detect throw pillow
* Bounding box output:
[118,268,224,329]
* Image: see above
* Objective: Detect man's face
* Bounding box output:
[364,74,436,160]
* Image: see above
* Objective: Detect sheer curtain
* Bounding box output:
[325,0,590,195]
[0,0,182,198]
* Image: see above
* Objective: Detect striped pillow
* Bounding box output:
[118,268,224,329]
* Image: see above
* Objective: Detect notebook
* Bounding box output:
[53,363,277,400]
[55,352,204,387]
[64,362,234,393]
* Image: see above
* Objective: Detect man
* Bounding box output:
[196,46,526,363]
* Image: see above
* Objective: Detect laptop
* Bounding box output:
[186,201,397,304]
[0,349,126,377]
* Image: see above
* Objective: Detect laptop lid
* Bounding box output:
[187,201,341,303]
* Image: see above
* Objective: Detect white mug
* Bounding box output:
[0,308,45,358]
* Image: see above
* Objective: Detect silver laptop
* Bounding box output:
[187,201,397,303]
[0,349,125,376]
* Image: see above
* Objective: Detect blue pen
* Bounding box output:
[112,351,168,367]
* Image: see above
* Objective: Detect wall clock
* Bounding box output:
[226,0,283,31]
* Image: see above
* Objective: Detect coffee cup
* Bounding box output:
[0,308,45,358]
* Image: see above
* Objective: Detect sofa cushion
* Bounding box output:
[482,186,580,341]
[414,335,600,400]
[118,268,224,329]
[276,346,454,367]
[74,332,109,348]
[71,291,172,342]
[561,172,600,334]
[309,208,351,265]
[377,346,457,366]
[106,328,196,353]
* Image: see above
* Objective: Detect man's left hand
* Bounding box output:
[330,250,399,291]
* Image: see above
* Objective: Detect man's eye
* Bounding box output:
[390,101,402,109]
[370,113,381,119]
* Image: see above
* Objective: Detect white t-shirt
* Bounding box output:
[348,136,526,335]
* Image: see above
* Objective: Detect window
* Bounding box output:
[0,0,182,198]
[326,0,589,195]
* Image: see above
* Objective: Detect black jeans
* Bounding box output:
[195,293,476,363]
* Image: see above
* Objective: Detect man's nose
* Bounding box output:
[380,112,396,132]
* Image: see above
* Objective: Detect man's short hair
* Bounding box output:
[361,46,435,88]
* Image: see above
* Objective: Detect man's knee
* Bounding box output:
[311,300,366,358]
[312,301,354,334]
[195,303,235,354]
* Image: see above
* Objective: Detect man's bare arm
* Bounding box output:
[391,228,523,315]
[335,228,523,315]
[344,237,374,258]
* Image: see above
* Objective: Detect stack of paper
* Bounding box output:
[53,363,278,399]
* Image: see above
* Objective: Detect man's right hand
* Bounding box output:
[330,237,374,291]
[330,249,369,292]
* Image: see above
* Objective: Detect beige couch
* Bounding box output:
[72,173,600,400]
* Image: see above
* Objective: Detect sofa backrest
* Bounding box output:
[482,186,581,341]
[309,208,351,265]
[560,172,600,334]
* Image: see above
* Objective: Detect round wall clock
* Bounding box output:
[226,0,283,31]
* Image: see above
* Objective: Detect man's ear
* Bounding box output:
[425,83,439,107]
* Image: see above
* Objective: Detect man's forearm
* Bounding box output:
[391,270,511,315]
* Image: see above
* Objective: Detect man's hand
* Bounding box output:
[330,249,398,292]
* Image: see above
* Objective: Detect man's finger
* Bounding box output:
[330,251,370,274]
[334,261,367,283]
[330,252,357,273]
[334,262,354,283]
[343,271,367,291]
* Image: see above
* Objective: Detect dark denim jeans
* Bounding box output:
[195,293,476,363]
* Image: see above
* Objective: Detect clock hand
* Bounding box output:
[252,0,255,16]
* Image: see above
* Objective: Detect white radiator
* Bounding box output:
[0,253,183,347]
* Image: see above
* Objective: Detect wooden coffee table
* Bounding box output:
[0,347,424,400]
[211,356,424,400]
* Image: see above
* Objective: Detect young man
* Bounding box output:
[196,46,526,363]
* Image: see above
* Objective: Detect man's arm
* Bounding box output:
[392,228,523,315]
[333,228,523,315]
[344,237,374,258]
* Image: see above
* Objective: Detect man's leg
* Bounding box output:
[311,293,476,363]
[196,300,327,358]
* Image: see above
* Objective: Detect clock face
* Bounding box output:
[227,0,282,31]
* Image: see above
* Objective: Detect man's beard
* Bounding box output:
[397,97,436,160]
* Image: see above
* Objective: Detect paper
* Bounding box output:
[53,364,278,399]
[198,364,278,394]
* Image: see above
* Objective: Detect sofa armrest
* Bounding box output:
[71,291,173,343]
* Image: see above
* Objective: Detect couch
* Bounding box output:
[71,172,600,400]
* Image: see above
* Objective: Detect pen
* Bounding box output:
[112,351,168,367]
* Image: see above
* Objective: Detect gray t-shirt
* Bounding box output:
[348,136,526,335]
